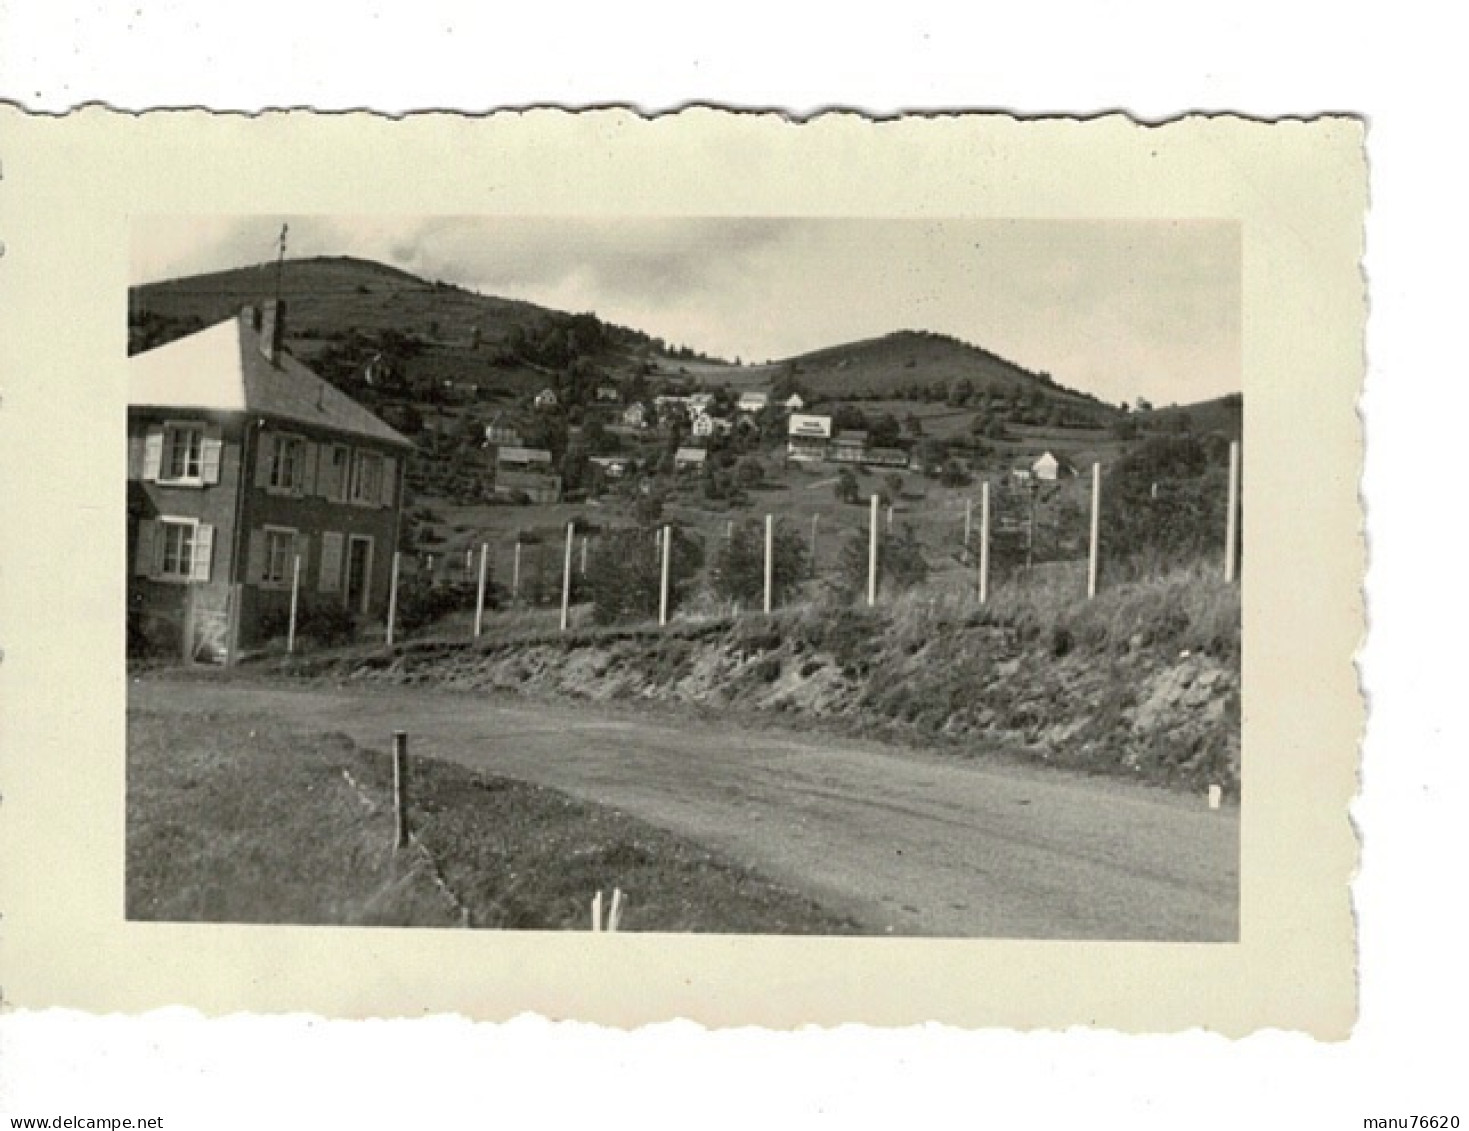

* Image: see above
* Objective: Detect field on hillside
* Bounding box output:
[403,451,1101,631]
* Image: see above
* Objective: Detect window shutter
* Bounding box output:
[135,519,159,577]
[247,528,266,584]
[381,456,397,508]
[190,523,215,581]
[201,427,224,485]
[142,427,163,481]
[301,441,319,496]
[254,432,274,488]
[316,445,333,499]
[293,533,311,582]
[319,532,343,592]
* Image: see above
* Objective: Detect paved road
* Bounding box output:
[132,678,1239,940]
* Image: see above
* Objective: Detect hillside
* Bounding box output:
[1142,393,1243,442]
[128,256,675,401]
[769,330,1117,426]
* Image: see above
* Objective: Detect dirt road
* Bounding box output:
[131,677,1239,940]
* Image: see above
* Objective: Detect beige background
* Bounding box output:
[0,108,1364,1036]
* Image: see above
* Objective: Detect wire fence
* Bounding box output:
[344,440,1241,647]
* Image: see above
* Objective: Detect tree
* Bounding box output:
[834,468,861,504]
[837,523,929,600]
[869,412,901,448]
[736,456,765,487]
[711,518,809,609]
[585,525,704,624]
[939,459,971,488]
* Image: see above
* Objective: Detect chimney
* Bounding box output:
[258,300,285,365]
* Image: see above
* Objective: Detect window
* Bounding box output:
[327,444,351,501]
[160,519,196,579]
[135,516,213,583]
[263,527,297,586]
[142,422,222,486]
[163,426,203,481]
[351,451,384,505]
[269,434,305,492]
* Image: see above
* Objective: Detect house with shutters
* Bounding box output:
[128,302,413,663]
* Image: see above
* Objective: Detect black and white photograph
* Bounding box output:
[125,215,1243,941]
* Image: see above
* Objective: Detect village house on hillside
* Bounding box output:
[483,415,523,447]
[128,302,413,664]
[736,391,769,414]
[621,402,650,429]
[493,446,561,503]
[1031,450,1078,481]
[828,429,869,464]
[787,412,833,462]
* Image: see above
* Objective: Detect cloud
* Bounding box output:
[130,216,1239,404]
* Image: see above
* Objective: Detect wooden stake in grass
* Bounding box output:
[1088,461,1101,600]
[868,493,879,607]
[591,890,603,932]
[512,541,522,601]
[608,887,624,932]
[659,523,672,626]
[473,542,489,638]
[1225,439,1240,583]
[979,480,991,605]
[580,533,588,576]
[392,730,410,851]
[386,550,401,647]
[560,521,574,632]
[764,514,774,614]
[287,553,301,654]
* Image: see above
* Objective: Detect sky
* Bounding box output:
[131,216,1241,407]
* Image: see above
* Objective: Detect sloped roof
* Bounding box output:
[129,313,412,449]
[497,446,553,465]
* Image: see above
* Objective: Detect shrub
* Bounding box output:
[710,518,809,610]
[396,579,485,633]
[585,525,705,625]
[837,523,930,600]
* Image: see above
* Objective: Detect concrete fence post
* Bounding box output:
[473,542,489,638]
[659,523,672,626]
[560,522,574,632]
[386,550,401,646]
[979,480,991,605]
[287,553,301,654]
[1088,462,1101,600]
[868,493,879,607]
[1225,440,1240,583]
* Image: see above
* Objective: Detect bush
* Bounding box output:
[837,523,930,601]
[585,525,705,625]
[396,579,485,634]
[710,518,809,610]
[834,469,861,504]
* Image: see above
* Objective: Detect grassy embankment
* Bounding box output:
[286,561,1242,795]
[127,709,857,932]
